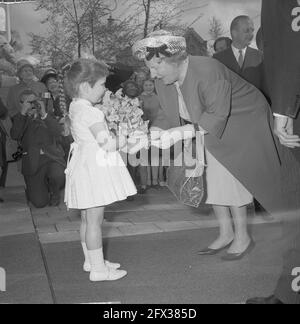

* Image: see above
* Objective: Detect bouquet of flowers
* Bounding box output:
[99,88,149,138]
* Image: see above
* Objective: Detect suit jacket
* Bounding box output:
[213,46,264,92]
[10,113,65,176]
[153,56,290,213]
[0,98,8,167]
[262,0,300,120]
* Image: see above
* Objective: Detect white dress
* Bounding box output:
[64,99,137,209]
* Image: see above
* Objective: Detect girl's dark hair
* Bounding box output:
[65,58,109,98]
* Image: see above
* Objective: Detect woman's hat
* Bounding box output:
[132,30,186,61]
[41,68,58,84]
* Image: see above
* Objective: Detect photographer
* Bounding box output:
[10,89,66,208]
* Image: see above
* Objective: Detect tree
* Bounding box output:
[123,0,195,37]
[29,0,206,68]
[208,16,224,41]
[34,0,112,58]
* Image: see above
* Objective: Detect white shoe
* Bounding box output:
[89,267,127,282]
[83,260,121,272]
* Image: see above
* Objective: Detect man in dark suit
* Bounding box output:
[213,15,264,92]
[247,0,300,304]
[10,89,65,208]
[0,98,8,203]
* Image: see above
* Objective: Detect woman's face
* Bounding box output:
[145,56,179,85]
[143,80,155,94]
[46,77,59,94]
[19,66,34,82]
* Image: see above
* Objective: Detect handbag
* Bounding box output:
[167,125,206,208]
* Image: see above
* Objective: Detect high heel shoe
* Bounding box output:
[198,240,233,255]
[221,240,255,261]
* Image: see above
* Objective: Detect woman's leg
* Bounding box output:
[228,205,251,253]
[209,205,235,249]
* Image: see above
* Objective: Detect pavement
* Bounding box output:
[0,173,297,304]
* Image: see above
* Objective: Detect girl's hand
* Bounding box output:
[117,134,127,150]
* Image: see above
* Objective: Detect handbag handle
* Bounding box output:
[193,123,206,167]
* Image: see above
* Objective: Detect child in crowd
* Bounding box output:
[140,79,166,190]
[64,59,136,282]
[121,80,141,194]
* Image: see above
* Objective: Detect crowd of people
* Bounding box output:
[0,0,299,304]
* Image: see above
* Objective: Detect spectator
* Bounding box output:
[133,69,149,94]
[121,80,141,194]
[41,68,73,159]
[41,68,64,117]
[0,98,8,203]
[213,37,232,53]
[10,89,65,208]
[139,79,166,191]
[105,63,134,93]
[213,15,264,91]
[7,59,47,117]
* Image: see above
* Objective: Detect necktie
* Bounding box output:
[238,49,244,68]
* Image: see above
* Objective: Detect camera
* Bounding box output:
[12,145,24,161]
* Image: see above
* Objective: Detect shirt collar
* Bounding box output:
[231,45,247,57]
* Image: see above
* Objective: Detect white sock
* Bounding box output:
[87,248,107,273]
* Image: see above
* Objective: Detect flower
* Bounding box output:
[97,89,149,138]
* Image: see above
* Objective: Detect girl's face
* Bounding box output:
[124,83,140,98]
[143,80,155,94]
[46,77,59,94]
[135,72,148,87]
[19,66,35,82]
[80,77,107,104]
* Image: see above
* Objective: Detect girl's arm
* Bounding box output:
[89,122,126,152]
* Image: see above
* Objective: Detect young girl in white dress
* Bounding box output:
[64,59,137,282]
